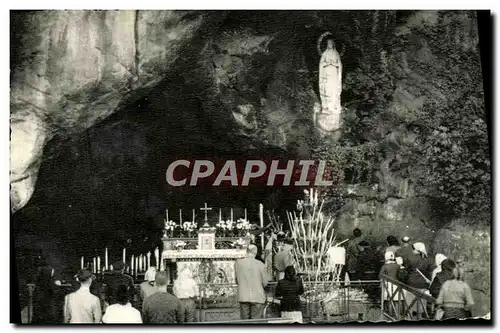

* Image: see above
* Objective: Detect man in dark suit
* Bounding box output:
[102,261,135,306]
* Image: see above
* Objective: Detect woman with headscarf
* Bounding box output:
[31,264,60,324]
[431,254,448,283]
[404,242,433,316]
[429,259,456,299]
[172,267,199,322]
[275,265,304,323]
[436,267,474,320]
[379,251,401,307]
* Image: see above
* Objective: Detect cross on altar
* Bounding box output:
[200,203,212,227]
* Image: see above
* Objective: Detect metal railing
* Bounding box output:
[380,274,436,321]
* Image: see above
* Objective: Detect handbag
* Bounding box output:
[397,267,409,283]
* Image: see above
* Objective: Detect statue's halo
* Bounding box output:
[317,32,346,57]
[317,32,334,55]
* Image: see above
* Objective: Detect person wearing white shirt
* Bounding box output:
[102,284,142,324]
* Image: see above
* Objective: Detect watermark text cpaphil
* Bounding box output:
[165,160,335,187]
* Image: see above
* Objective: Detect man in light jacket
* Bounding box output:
[64,269,102,324]
[235,244,269,320]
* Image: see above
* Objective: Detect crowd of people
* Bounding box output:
[345,229,475,321]
[27,228,475,324]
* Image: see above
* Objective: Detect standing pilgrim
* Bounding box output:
[235,245,269,320]
[64,269,102,324]
[274,239,294,280]
[102,261,135,307]
[318,33,343,130]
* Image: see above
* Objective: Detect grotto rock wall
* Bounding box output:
[10,10,225,212]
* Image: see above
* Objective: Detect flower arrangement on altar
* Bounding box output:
[164,220,178,237]
[235,218,251,236]
[216,220,234,236]
[182,221,197,237]
[174,240,187,251]
[231,238,247,249]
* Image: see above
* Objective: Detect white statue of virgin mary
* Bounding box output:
[318,37,342,115]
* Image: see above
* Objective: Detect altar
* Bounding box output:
[162,204,253,291]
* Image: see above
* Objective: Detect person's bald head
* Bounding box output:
[247,244,258,257]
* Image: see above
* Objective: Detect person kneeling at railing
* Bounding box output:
[275,266,304,323]
[435,267,474,320]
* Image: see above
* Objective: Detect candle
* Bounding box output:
[155,247,159,269]
[230,208,233,222]
[143,255,147,271]
[244,208,247,220]
[135,256,139,275]
[147,252,151,269]
[122,248,126,264]
[310,188,313,204]
[131,255,134,274]
[105,248,108,271]
[192,209,195,222]
[259,204,264,250]
[314,190,318,206]
[80,256,84,270]
[160,253,164,271]
[97,256,101,273]
[166,209,169,221]
[179,209,182,224]
[219,209,222,222]
[93,257,96,273]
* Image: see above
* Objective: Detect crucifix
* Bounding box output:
[200,203,212,227]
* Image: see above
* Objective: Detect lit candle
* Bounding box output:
[231,208,233,222]
[147,252,151,269]
[122,248,126,264]
[80,256,84,270]
[179,209,182,224]
[155,247,159,269]
[97,256,101,273]
[105,248,108,271]
[192,209,195,222]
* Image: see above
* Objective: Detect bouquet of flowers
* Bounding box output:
[182,221,197,237]
[216,220,235,237]
[174,240,187,251]
[164,220,177,238]
[232,238,247,249]
[235,218,251,236]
